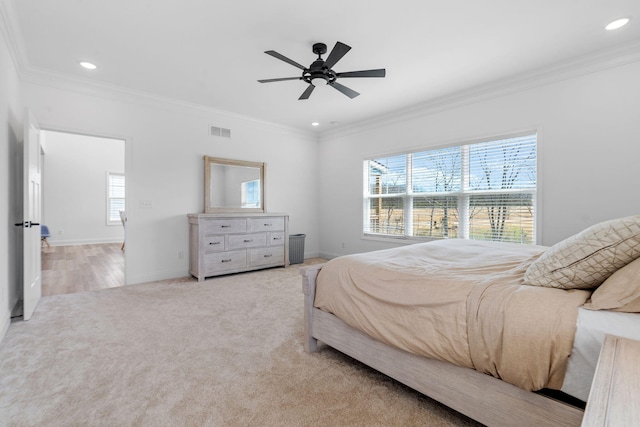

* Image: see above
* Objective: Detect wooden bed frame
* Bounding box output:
[301,264,585,427]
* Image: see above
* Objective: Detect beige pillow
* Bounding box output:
[524,215,640,289]
[583,257,640,312]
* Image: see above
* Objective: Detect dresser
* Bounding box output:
[188,213,289,281]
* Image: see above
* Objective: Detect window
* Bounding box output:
[107,172,125,225]
[364,133,537,244]
[241,179,260,208]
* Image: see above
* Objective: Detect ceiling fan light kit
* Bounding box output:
[258,41,386,100]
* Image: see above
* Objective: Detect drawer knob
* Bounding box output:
[273,237,282,240]
[221,259,232,263]
[264,223,272,226]
[209,242,220,245]
[263,254,273,258]
[244,239,253,243]
[221,225,231,228]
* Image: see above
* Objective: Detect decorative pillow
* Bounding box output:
[583,257,640,312]
[524,215,640,289]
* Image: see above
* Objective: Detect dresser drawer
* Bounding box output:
[250,247,285,267]
[268,231,285,246]
[228,233,267,249]
[202,235,225,253]
[248,217,284,232]
[201,218,247,234]
[204,250,247,273]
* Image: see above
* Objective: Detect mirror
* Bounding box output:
[204,156,265,213]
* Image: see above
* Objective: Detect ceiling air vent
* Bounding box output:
[210,125,231,138]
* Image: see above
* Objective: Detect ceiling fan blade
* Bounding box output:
[336,69,386,78]
[264,50,307,71]
[329,81,360,99]
[257,77,302,83]
[298,84,315,100]
[324,42,351,70]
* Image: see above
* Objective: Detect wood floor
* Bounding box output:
[41,243,124,296]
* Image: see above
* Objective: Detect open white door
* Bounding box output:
[22,110,42,320]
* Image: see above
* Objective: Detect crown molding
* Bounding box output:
[1,2,315,141]
[5,0,638,145]
[0,0,28,72]
[320,39,640,140]
[20,66,317,142]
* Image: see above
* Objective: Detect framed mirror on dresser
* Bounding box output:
[204,156,265,213]
[190,156,288,280]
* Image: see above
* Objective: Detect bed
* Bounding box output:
[300,215,640,426]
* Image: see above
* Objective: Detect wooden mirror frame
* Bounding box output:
[204,156,266,213]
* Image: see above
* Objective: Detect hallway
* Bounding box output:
[41,243,124,296]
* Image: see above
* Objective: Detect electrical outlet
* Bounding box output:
[139,200,152,209]
[341,242,345,249]
[178,250,184,260]
[57,229,63,236]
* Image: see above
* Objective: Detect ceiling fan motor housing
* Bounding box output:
[304,43,336,86]
[303,60,336,86]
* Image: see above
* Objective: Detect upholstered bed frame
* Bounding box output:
[301,264,584,427]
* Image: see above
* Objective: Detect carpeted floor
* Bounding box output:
[0,260,481,426]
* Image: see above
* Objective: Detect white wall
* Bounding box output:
[21,80,320,284]
[42,131,125,245]
[318,59,640,259]
[0,26,23,340]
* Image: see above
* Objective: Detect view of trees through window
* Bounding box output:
[364,134,537,244]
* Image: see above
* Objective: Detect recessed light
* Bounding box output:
[605,17,630,31]
[79,61,97,70]
[311,122,320,126]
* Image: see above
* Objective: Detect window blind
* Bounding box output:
[364,133,537,244]
[467,134,536,243]
[107,172,125,224]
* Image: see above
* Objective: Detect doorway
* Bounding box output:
[40,130,126,296]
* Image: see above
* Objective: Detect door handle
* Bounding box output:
[14,221,40,228]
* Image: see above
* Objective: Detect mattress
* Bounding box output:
[561,307,640,401]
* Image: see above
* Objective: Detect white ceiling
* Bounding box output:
[6,1,640,132]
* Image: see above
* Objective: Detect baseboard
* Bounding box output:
[0,310,9,345]
[126,269,191,286]
[48,237,122,246]
[301,251,322,260]
[318,251,341,260]
[128,253,324,285]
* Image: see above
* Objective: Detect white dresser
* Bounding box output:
[188,213,289,281]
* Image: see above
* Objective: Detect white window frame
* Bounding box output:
[363,132,537,244]
[106,171,125,226]
[241,179,261,208]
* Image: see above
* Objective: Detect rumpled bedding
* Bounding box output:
[314,239,591,391]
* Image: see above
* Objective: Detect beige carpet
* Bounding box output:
[0,260,480,426]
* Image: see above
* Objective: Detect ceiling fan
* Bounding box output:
[258,41,386,100]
